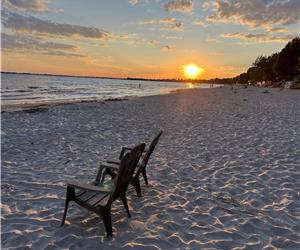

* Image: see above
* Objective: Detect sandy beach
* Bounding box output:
[1,86,300,249]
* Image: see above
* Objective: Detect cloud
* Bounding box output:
[206,38,219,43]
[162,22,183,31]
[140,17,177,25]
[268,27,288,33]
[116,33,137,40]
[3,0,47,12]
[37,50,86,57]
[2,10,113,39]
[194,20,207,27]
[128,0,138,5]
[163,0,194,13]
[161,45,175,51]
[140,18,183,31]
[221,32,294,43]
[2,33,86,57]
[162,34,183,40]
[202,0,213,9]
[145,39,175,51]
[208,0,300,29]
[2,33,77,51]
[148,40,161,45]
[3,0,61,12]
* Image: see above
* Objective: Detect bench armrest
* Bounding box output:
[106,160,121,165]
[67,179,112,192]
[119,146,148,159]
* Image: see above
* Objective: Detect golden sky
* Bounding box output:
[2,0,299,79]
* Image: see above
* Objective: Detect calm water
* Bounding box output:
[1,73,213,106]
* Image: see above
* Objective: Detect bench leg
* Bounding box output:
[131,176,142,197]
[101,208,113,239]
[61,186,74,226]
[120,194,131,217]
[141,169,148,185]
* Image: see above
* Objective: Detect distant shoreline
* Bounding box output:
[1,71,206,83]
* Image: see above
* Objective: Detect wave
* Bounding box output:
[1,73,211,107]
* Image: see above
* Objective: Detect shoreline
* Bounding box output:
[1,85,223,113]
[2,83,297,113]
[1,97,131,113]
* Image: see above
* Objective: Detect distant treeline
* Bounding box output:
[203,37,300,87]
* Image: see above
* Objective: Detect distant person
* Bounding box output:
[138,83,141,88]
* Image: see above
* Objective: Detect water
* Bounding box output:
[1,73,214,106]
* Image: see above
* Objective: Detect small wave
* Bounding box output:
[47,89,86,94]
[2,73,210,107]
[28,86,40,89]
[2,96,43,101]
[1,89,31,94]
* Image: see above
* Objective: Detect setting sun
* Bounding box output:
[183,64,203,79]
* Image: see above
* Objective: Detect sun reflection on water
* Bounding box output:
[186,82,195,89]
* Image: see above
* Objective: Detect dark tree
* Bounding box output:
[252,54,278,81]
[200,37,300,86]
[274,37,300,80]
[247,67,263,82]
[233,73,248,84]
[265,53,278,81]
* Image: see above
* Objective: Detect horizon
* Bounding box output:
[2,0,300,79]
[1,70,210,81]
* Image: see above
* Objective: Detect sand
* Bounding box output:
[1,86,300,249]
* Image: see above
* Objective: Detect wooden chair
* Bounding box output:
[105,131,163,197]
[60,143,145,239]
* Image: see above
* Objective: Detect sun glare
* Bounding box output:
[183,64,203,79]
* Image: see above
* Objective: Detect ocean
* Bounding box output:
[1,73,214,107]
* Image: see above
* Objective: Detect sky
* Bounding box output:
[1,0,300,79]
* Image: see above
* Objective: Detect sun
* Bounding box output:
[183,64,203,79]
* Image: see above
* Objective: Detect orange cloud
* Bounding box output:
[140,18,184,31]
[208,0,300,30]
[222,32,294,43]
[163,0,194,13]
